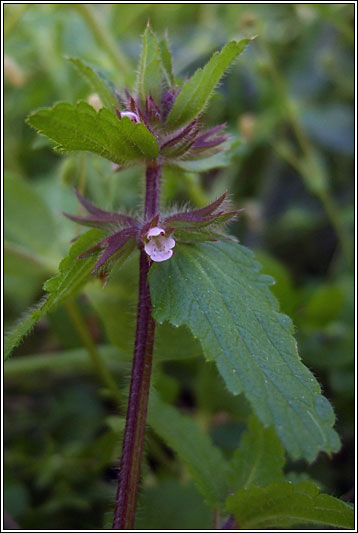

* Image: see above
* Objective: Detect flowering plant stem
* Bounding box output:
[112,163,161,529]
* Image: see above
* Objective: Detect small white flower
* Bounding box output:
[144,227,175,262]
[120,111,140,123]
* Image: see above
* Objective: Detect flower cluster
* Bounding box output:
[63,190,239,273]
[113,90,228,169]
[62,28,242,276]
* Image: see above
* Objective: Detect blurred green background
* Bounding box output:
[4,3,354,530]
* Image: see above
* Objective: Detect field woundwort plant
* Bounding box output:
[5,12,354,531]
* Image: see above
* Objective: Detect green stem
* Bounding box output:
[65,298,122,406]
[73,4,131,77]
[318,188,352,265]
[4,345,124,376]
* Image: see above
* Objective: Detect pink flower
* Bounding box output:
[118,111,141,123]
[144,227,175,262]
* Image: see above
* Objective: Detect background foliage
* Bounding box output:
[4,3,354,530]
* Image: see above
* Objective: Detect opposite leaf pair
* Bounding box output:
[27,28,253,172]
[63,189,239,270]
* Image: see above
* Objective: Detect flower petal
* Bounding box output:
[147,226,165,238]
[144,240,157,256]
[118,110,141,123]
[165,237,176,249]
[150,249,173,262]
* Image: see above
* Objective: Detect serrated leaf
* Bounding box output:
[147,389,229,508]
[67,57,118,111]
[149,241,340,461]
[229,415,285,490]
[85,254,202,361]
[285,471,323,490]
[27,102,159,164]
[226,481,354,529]
[159,35,175,87]
[196,362,251,420]
[166,39,252,130]
[4,297,46,362]
[4,229,104,360]
[136,25,162,105]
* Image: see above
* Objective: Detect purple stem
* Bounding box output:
[4,510,20,530]
[145,162,161,219]
[112,163,161,529]
[220,515,237,529]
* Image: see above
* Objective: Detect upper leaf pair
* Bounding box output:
[27,28,253,171]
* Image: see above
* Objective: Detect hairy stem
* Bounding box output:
[145,162,162,218]
[112,163,161,529]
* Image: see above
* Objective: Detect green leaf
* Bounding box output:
[253,250,296,317]
[147,389,229,508]
[27,102,159,164]
[4,298,46,362]
[229,415,285,490]
[159,34,175,87]
[149,241,340,461]
[85,254,202,361]
[4,229,104,360]
[285,471,323,490]
[226,481,354,529]
[134,477,212,531]
[67,57,118,111]
[196,362,251,421]
[135,479,211,530]
[136,24,162,104]
[166,39,252,130]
